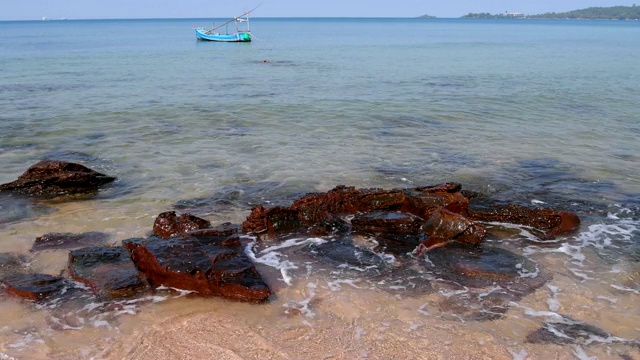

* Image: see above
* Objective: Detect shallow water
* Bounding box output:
[0,18,639,359]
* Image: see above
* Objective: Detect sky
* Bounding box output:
[0,0,638,20]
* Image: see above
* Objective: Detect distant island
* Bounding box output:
[418,14,436,19]
[461,5,640,20]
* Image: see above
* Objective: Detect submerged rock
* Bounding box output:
[351,211,424,254]
[523,316,636,347]
[468,204,580,240]
[68,246,150,298]
[424,242,545,288]
[303,238,388,270]
[0,160,115,197]
[0,273,69,301]
[0,253,27,277]
[31,232,110,252]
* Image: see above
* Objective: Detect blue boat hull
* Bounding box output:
[195,28,251,42]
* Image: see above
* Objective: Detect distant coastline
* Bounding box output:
[459,5,640,20]
[416,5,640,20]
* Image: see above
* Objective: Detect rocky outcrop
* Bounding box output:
[124,235,271,303]
[68,246,150,298]
[0,160,116,197]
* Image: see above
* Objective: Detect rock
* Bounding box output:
[351,211,425,254]
[306,214,351,236]
[291,185,406,225]
[1,273,68,301]
[419,208,485,248]
[31,232,110,252]
[68,246,150,298]
[424,242,544,288]
[242,205,269,234]
[153,211,211,238]
[468,204,580,240]
[0,253,27,277]
[401,183,470,219]
[186,222,239,238]
[0,160,115,197]
[124,237,271,302]
[303,238,388,269]
[526,318,612,345]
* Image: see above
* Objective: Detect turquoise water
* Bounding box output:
[1,18,639,359]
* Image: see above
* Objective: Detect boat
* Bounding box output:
[195,6,259,42]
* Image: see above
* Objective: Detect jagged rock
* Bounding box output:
[153,211,211,238]
[306,214,351,236]
[31,231,110,252]
[186,222,239,238]
[124,237,271,302]
[419,207,485,248]
[351,211,425,253]
[68,246,149,298]
[468,204,580,240]
[0,273,68,301]
[291,185,406,225]
[0,160,115,197]
[401,183,470,219]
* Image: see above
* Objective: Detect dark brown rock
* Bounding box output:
[468,204,580,240]
[351,211,425,253]
[186,222,239,238]
[424,243,546,288]
[351,211,425,235]
[68,246,149,298]
[242,205,269,234]
[124,237,271,302]
[0,160,116,197]
[31,231,110,252]
[253,206,304,235]
[303,238,388,269]
[306,214,351,236]
[153,211,211,238]
[526,318,612,345]
[401,184,470,220]
[291,185,406,225]
[419,208,485,248]
[1,273,68,301]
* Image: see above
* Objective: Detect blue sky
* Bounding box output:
[0,0,638,20]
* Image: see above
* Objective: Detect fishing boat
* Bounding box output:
[195,6,259,42]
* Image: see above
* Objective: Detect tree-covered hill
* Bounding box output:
[530,5,640,19]
[462,5,640,20]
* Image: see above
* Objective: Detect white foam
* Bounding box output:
[546,285,561,312]
[531,199,545,205]
[327,278,363,292]
[283,282,317,318]
[610,284,640,295]
[439,287,469,298]
[572,346,597,360]
[417,303,429,316]
[478,285,503,299]
[507,348,528,360]
[259,237,327,253]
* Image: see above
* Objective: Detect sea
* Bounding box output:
[0,18,639,359]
